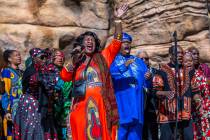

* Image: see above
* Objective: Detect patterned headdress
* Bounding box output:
[29,48,45,58]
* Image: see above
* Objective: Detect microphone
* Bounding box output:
[171,31,177,46]
[173,31,177,39]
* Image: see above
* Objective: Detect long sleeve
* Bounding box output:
[110,54,129,76]
[117,63,128,73]
[60,67,73,82]
[1,69,11,96]
[1,69,11,112]
[191,70,210,139]
[191,75,201,96]
[102,39,121,68]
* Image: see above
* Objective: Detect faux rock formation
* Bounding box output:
[0,0,109,68]
[112,0,210,65]
[0,0,210,68]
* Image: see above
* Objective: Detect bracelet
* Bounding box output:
[114,19,122,23]
[114,33,122,40]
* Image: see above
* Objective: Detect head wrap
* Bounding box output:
[122,32,132,42]
[29,48,45,58]
[29,48,47,70]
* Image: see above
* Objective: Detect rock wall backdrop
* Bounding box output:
[0,0,210,67]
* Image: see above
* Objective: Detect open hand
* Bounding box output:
[114,3,129,19]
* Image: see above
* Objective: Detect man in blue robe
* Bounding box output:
[110,32,148,140]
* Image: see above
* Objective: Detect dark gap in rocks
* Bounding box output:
[63,0,82,15]
[59,34,75,50]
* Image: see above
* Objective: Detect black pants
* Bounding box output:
[143,112,158,140]
[160,120,193,140]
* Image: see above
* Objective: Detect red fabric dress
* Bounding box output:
[60,39,121,140]
[192,69,210,140]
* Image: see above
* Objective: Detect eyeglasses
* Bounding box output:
[141,57,149,61]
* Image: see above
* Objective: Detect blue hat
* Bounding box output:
[122,32,132,42]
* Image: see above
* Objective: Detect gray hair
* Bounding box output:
[136,50,148,56]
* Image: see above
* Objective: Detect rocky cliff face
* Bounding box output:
[0,0,109,68]
[116,0,210,66]
[0,0,209,67]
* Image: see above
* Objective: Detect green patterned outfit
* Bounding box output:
[54,77,72,140]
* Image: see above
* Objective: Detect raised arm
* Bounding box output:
[102,3,128,68]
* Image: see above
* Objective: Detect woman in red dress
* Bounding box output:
[183,52,210,140]
[60,4,128,140]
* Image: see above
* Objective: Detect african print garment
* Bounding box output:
[0,69,5,139]
[1,67,22,140]
[152,64,199,123]
[192,70,210,140]
[54,76,72,140]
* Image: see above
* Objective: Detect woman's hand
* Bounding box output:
[67,45,86,70]
[114,3,129,40]
[114,3,128,19]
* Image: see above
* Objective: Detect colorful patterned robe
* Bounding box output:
[60,39,121,140]
[192,69,210,140]
[1,67,22,140]
[0,69,5,139]
[199,64,210,86]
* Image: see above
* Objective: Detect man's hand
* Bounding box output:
[125,59,134,67]
[114,3,128,19]
[145,71,152,80]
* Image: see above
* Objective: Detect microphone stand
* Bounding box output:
[173,31,179,140]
